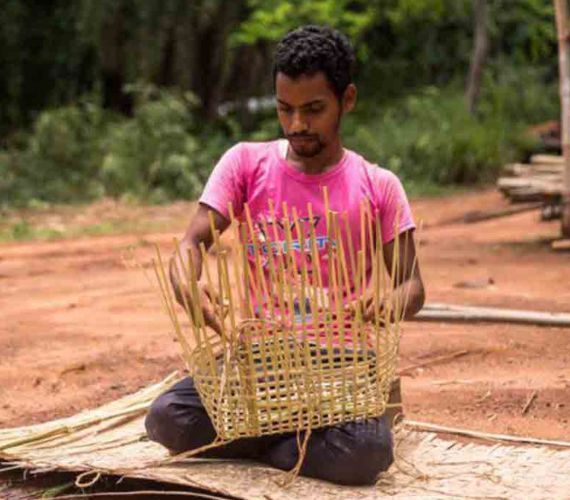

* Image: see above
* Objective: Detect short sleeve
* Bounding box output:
[199,143,246,219]
[374,169,416,243]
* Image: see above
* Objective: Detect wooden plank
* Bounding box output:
[497,177,534,190]
[502,162,532,176]
[507,188,550,203]
[413,303,570,327]
[497,176,562,191]
[532,164,565,174]
[530,154,565,165]
[504,162,564,176]
[552,239,570,250]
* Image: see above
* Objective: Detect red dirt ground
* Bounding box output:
[1,189,569,444]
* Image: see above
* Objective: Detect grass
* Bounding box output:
[0,218,144,242]
[405,180,479,199]
[0,199,195,243]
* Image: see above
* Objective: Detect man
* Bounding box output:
[145,25,425,486]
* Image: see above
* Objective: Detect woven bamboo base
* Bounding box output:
[191,334,397,439]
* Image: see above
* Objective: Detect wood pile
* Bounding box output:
[498,154,563,204]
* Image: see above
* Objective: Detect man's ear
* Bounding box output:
[342,84,357,113]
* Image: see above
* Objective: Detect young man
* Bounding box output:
[145,25,425,486]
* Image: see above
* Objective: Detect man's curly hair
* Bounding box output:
[273,25,355,99]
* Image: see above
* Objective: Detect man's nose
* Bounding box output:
[289,110,308,134]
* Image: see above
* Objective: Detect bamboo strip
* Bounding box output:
[404,420,570,448]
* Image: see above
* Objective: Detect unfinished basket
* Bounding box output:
[153,196,411,441]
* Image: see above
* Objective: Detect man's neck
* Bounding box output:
[286,139,345,175]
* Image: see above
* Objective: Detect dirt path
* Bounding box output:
[1,189,569,443]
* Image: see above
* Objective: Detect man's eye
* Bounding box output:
[278,106,292,114]
[307,106,324,114]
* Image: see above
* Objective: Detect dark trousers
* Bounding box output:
[145,377,394,486]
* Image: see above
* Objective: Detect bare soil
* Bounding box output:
[1,189,569,444]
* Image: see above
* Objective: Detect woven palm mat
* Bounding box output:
[1,373,570,499]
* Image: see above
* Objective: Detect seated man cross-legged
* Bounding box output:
[145,25,425,486]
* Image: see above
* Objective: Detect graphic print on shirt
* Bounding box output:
[245,211,337,275]
[243,208,347,324]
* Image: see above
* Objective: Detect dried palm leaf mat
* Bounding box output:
[153,197,412,443]
[1,375,570,499]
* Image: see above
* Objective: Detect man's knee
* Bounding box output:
[341,419,394,484]
[145,392,215,453]
[266,417,393,486]
[318,419,393,485]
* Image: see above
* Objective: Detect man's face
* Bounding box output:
[275,71,348,158]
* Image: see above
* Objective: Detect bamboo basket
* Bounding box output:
[153,196,411,441]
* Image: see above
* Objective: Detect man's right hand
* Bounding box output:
[175,281,224,337]
[169,204,232,338]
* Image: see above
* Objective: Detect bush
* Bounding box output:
[343,67,553,186]
[97,88,237,202]
[0,90,237,207]
[479,64,559,125]
[0,104,109,206]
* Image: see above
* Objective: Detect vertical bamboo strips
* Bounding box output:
[227,203,246,318]
[150,194,409,440]
[280,203,313,426]
[258,214,289,430]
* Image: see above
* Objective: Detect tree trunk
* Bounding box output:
[554,0,570,238]
[465,0,489,115]
[193,2,245,120]
[99,3,133,115]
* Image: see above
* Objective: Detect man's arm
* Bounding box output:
[382,229,425,320]
[353,229,425,322]
[169,204,230,334]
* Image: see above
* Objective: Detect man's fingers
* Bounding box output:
[201,284,216,304]
[202,283,224,307]
[178,283,224,335]
[202,305,223,336]
[363,304,374,322]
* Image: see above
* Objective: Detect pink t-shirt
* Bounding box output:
[199,140,415,327]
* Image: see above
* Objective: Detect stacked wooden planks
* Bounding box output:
[497,154,563,204]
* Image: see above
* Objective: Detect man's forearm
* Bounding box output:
[169,239,203,307]
[392,276,425,320]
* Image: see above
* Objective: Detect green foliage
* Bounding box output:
[102,90,199,202]
[100,87,235,202]
[0,104,108,206]
[0,89,235,207]
[0,0,560,135]
[344,69,551,186]
[385,0,468,24]
[490,0,556,64]
[479,64,559,125]
[6,219,33,240]
[0,0,96,137]
[233,0,375,50]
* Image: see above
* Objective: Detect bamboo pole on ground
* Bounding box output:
[414,302,570,327]
[554,0,570,237]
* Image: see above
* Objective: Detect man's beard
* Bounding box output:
[287,134,325,158]
[286,111,342,158]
